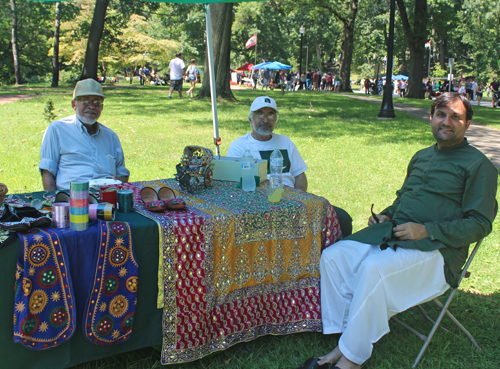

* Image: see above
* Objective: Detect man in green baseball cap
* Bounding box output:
[39,79,130,190]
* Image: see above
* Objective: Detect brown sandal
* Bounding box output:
[158,186,175,201]
[140,187,158,203]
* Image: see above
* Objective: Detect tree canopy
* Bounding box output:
[1,0,499,90]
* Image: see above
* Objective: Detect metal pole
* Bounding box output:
[254,42,257,66]
[299,33,303,76]
[304,46,308,72]
[428,46,431,78]
[205,4,220,156]
[449,65,452,92]
[378,0,396,118]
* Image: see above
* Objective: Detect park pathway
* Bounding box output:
[342,94,500,168]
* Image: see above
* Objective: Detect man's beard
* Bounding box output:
[252,121,273,136]
[75,104,98,125]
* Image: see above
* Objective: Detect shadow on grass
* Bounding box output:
[106,90,435,147]
[70,290,500,369]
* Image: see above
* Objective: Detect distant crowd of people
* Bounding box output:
[244,69,345,92]
[361,75,500,108]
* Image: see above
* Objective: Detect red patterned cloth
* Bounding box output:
[120,179,342,364]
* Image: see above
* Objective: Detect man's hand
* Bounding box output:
[392,222,429,241]
[368,214,391,226]
[112,175,129,184]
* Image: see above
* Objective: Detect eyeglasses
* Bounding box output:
[77,98,103,107]
[253,111,277,120]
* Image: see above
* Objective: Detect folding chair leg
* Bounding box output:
[412,289,458,368]
[392,317,427,341]
[433,299,482,351]
[417,305,450,333]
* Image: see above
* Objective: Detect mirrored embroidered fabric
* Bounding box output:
[120,179,342,364]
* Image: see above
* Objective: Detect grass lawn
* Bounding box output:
[1,85,499,368]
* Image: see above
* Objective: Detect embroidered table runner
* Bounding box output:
[121,179,341,364]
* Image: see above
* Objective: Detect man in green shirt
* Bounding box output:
[298,93,498,369]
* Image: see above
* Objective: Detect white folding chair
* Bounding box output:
[393,203,497,368]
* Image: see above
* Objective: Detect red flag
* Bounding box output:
[246,34,257,49]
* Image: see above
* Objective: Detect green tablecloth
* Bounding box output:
[0,210,163,369]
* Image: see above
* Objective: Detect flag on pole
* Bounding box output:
[246,34,257,49]
[425,41,431,48]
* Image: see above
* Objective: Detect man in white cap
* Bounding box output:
[227,96,308,190]
[227,96,353,236]
[39,78,130,190]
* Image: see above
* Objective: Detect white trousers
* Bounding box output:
[320,240,450,365]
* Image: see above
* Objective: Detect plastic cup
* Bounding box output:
[265,184,283,203]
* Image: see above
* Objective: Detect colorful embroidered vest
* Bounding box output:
[83,221,138,345]
[14,227,76,350]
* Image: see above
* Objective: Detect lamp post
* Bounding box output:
[425,41,431,78]
[378,0,396,118]
[303,46,309,73]
[299,26,305,76]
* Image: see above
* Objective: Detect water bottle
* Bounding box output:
[269,148,283,202]
[241,149,256,191]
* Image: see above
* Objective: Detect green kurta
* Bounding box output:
[347,139,498,287]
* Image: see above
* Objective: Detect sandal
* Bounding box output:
[140,187,158,203]
[165,198,186,210]
[141,187,165,212]
[158,187,175,201]
[159,187,186,210]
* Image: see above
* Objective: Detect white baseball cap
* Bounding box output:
[73,78,106,99]
[250,96,279,113]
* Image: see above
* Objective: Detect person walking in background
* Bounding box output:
[399,79,406,97]
[334,73,341,92]
[489,77,500,108]
[364,78,370,95]
[286,71,293,92]
[185,59,197,98]
[252,70,258,90]
[300,72,306,90]
[313,70,320,91]
[306,70,313,90]
[471,78,478,101]
[476,82,484,106]
[465,78,473,100]
[138,66,144,85]
[262,68,271,91]
[168,52,186,99]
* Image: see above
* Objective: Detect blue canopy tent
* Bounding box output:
[265,61,292,70]
[382,75,409,80]
[250,61,292,70]
[249,61,272,70]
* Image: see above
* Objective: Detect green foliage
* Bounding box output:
[43,99,56,123]
[431,63,447,78]
[0,1,52,84]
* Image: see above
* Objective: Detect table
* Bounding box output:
[0,180,341,368]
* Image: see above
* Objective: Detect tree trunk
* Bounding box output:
[328,0,358,92]
[10,0,21,85]
[440,37,448,70]
[80,0,110,81]
[396,0,427,98]
[314,40,321,70]
[198,3,235,100]
[339,18,356,92]
[51,2,61,87]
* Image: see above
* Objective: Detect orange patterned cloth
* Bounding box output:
[122,179,342,364]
